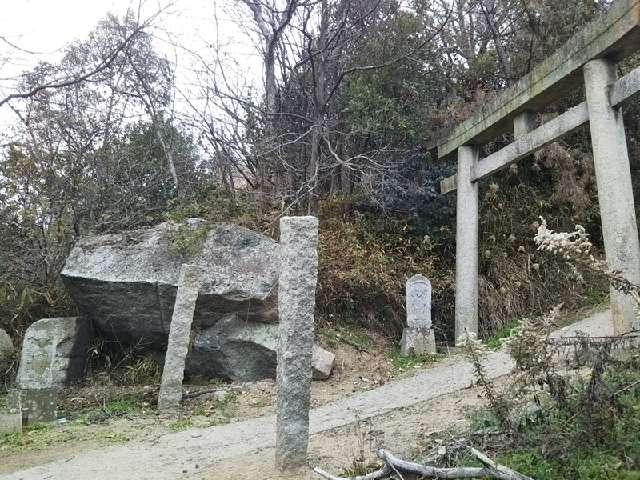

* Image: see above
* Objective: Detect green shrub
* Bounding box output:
[500,451,556,480]
[168,223,208,257]
[389,351,440,372]
[484,319,520,350]
[168,418,193,432]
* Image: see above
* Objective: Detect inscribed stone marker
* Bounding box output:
[401,274,436,355]
[17,317,91,389]
[0,413,22,435]
[158,264,201,413]
[15,317,88,425]
[276,216,319,471]
[406,274,432,329]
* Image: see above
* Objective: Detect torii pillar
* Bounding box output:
[584,58,640,334]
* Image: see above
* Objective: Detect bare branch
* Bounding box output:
[313,448,535,480]
[0,6,169,109]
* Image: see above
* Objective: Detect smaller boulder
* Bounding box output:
[186,317,335,382]
[17,318,91,389]
[312,345,336,380]
[0,328,14,363]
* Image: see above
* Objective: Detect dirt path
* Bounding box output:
[1,310,612,480]
[195,379,499,480]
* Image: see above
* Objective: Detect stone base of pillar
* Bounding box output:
[400,328,436,355]
[0,389,22,435]
[0,412,22,435]
[455,330,478,347]
[17,388,57,424]
[611,288,640,335]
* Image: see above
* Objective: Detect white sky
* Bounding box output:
[0,0,263,128]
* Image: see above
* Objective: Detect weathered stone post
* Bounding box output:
[584,59,640,334]
[158,264,201,412]
[276,216,319,471]
[455,146,479,345]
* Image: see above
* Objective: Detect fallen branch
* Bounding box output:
[313,448,534,480]
[182,388,218,400]
[313,464,391,480]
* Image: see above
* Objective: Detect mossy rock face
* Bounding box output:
[168,218,209,257]
[61,220,281,374]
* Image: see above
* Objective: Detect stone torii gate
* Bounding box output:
[437,0,640,344]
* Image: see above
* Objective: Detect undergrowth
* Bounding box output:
[340,415,381,477]
[86,337,161,386]
[448,221,640,479]
[72,393,148,425]
[497,356,640,479]
[389,350,441,372]
[321,325,373,351]
[317,206,447,339]
[0,421,130,455]
[168,222,209,258]
[168,418,193,432]
[484,319,520,350]
[446,321,640,480]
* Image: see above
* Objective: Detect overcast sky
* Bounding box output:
[0,0,263,127]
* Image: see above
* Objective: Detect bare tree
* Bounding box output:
[239,0,299,114]
[0,6,168,109]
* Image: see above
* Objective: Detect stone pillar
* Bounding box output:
[401,274,436,355]
[455,146,479,345]
[584,59,640,334]
[158,264,201,412]
[276,216,319,471]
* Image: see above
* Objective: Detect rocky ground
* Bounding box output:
[0,308,612,480]
[0,326,434,475]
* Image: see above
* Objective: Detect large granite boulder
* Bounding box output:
[61,220,335,382]
[61,221,280,349]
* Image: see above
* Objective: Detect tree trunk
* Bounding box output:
[307,123,321,214]
[340,163,352,216]
[307,0,329,214]
[151,123,179,198]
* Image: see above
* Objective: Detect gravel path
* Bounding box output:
[2,309,612,480]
